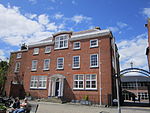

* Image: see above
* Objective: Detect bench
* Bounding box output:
[25,104,39,113]
[9,104,39,113]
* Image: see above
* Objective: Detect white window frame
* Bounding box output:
[85,74,97,90]
[57,57,64,69]
[38,76,47,89]
[31,60,38,71]
[45,46,51,53]
[14,62,20,72]
[73,74,84,90]
[72,56,80,69]
[30,76,38,89]
[90,39,98,48]
[33,48,39,55]
[16,53,22,59]
[90,54,99,68]
[43,59,50,70]
[54,34,69,49]
[73,42,80,50]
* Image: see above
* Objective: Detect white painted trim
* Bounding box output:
[73,42,81,50]
[57,57,64,69]
[70,29,111,41]
[90,39,98,48]
[28,41,53,48]
[72,56,80,69]
[90,54,99,68]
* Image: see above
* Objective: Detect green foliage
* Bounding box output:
[83,95,88,101]
[0,105,7,111]
[0,61,9,95]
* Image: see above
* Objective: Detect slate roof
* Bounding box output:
[121,76,150,82]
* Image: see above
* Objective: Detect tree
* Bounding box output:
[0,61,9,96]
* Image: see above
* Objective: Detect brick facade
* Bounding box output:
[146,19,150,70]
[5,28,119,105]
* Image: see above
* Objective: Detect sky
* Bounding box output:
[0,0,150,72]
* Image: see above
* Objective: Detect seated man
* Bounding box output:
[13,98,30,113]
[9,97,20,113]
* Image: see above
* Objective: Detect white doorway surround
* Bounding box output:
[48,74,65,97]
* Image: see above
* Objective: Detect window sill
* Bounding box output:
[90,46,99,48]
[73,48,81,50]
[72,67,80,70]
[73,88,84,91]
[43,69,50,71]
[33,54,39,56]
[45,52,51,54]
[56,68,64,70]
[54,47,68,50]
[14,71,19,73]
[30,88,47,90]
[90,66,99,69]
[31,70,37,72]
[85,88,97,91]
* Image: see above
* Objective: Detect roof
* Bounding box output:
[121,76,150,82]
[28,28,112,48]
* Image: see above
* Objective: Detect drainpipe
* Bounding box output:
[99,40,102,106]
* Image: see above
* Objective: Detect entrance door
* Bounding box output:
[55,81,59,96]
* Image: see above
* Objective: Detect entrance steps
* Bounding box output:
[43,97,66,103]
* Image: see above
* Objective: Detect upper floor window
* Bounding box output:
[73,42,80,50]
[85,74,97,89]
[43,59,50,70]
[14,62,20,72]
[90,39,98,48]
[45,46,51,53]
[31,60,38,71]
[16,53,22,59]
[73,74,84,89]
[33,48,39,55]
[90,54,98,68]
[57,57,64,69]
[55,35,68,49]
[72,56,80,69]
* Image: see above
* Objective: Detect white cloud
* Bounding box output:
[0,4,61,46]
[54,13,64,19]
[117,22,128,28]
[0,49,5,60]
[117,33,148,71]
[28,0,37,4]
[72,0,77,5]
[108,26,119,32]
[108,22,128,33]
[72,15,92,24]
[142,8,150,17]
[46,22,58,31]
[38,14,49,25]
[25,13,37,19]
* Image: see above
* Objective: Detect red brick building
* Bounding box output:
[5,28,119,105]
[146,18,150,70]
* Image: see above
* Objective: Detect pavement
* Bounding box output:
[30,101,150,113]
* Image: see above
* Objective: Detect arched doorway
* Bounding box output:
[120,68,150,106]
[48,74,66,97]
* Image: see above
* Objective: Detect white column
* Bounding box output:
[48,79,51,97]
[58,78,61,96]
[51,79,56,96]
[61,78,64,97]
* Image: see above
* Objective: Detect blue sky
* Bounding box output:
[0,0,150,71]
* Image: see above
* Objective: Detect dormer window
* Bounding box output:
[54,35,69,49]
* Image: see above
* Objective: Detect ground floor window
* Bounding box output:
[30,76,47,89]
[73,74,84,89]
[73,74,97,90]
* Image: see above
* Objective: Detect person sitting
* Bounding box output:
[13,98,30,113]
[9,97,20,113]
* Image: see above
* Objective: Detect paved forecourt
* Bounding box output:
[31,101,150,113]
